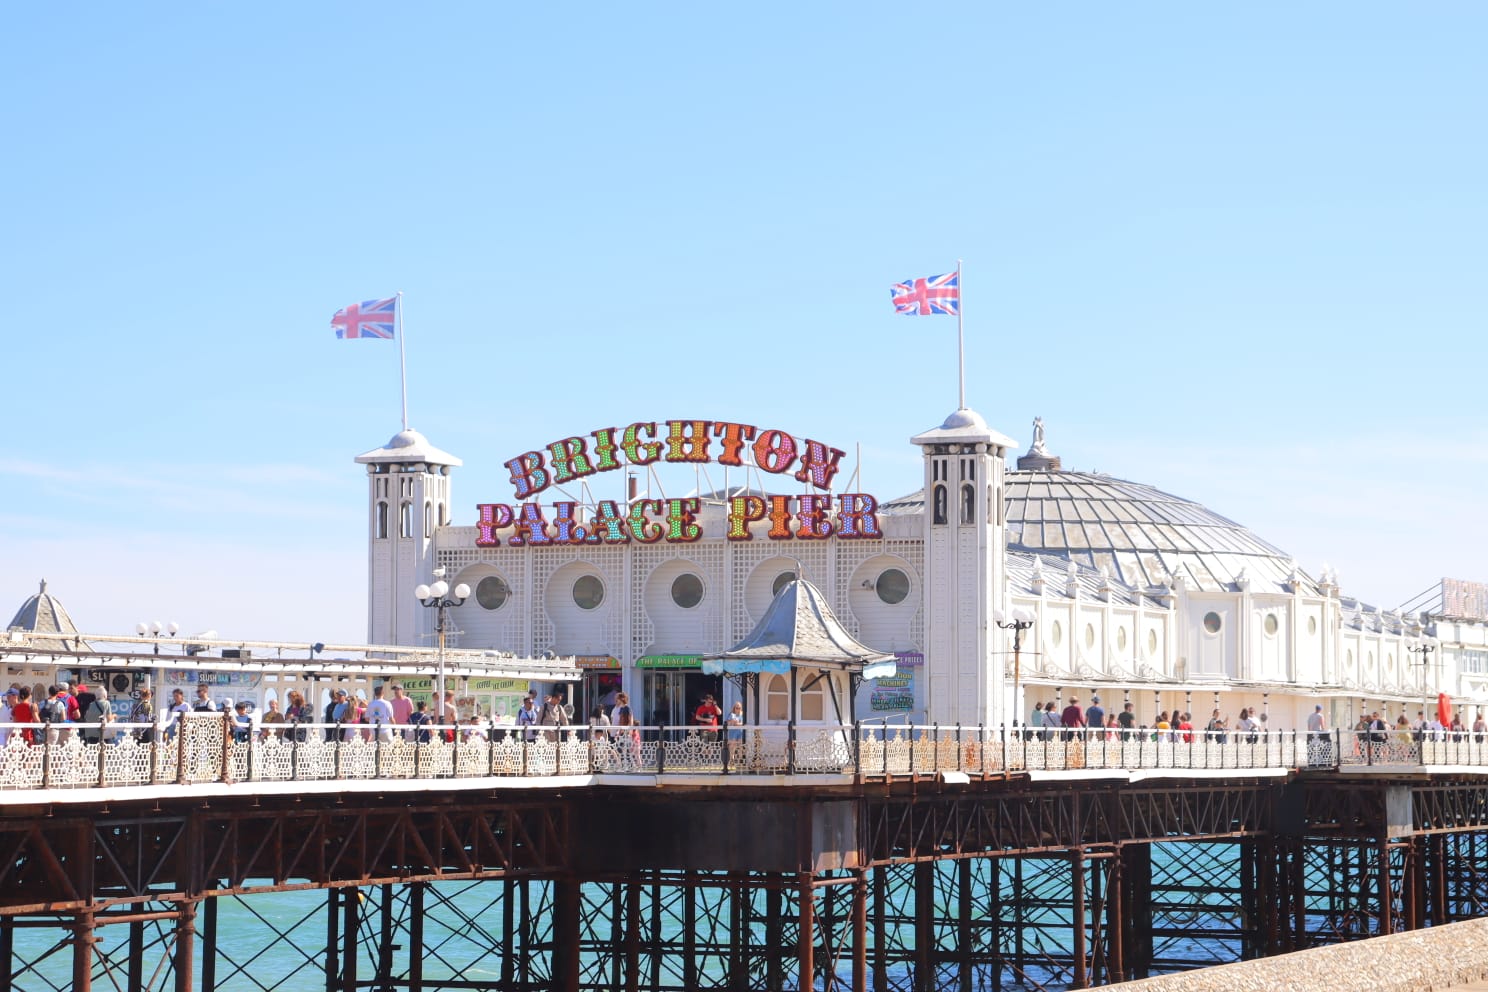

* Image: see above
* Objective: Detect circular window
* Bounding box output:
[1203,612,1222,634]
[476,576,510,611]
[1308,616,1318,635]
[1147,630,1158,654]
[876,568,910,605]
[1084,624,1096,648]
[573,575,605,611]
[671,573,704,609]
[1051,621,1063,647]
[772,571,797,596]
[1117,627,1128,651]
[1264,614,1279,636]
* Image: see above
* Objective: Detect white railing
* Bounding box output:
[1,718,1484,793]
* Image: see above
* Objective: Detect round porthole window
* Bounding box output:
[573,575,605,611]
[1203,612,1222,634]
[476,576,510,611]
[876,568,910,605]
[1264,614,1279,636]
[1051,621,1063,647]
[671,573,703,609]
[772,571,797,596]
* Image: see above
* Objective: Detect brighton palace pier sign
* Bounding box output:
[476,419,884,547]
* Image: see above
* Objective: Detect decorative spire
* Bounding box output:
[1016,416,1062,471]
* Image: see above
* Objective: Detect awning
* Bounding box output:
[701,658,791,676]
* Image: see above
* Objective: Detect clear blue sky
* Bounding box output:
[5,3,1486,644]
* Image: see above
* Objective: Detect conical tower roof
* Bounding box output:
[7,579,88,653]
[709,577,894,672]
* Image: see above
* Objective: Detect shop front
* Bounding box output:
[575,656,623,722]
[636,654,722,729]
[396,676,530,725]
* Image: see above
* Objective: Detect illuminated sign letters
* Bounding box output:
[477,418,881,547]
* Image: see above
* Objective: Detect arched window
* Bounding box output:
[400,501,413,538]
[766,674,790,721]
[961,484,975,524]
[376,501,388,540]
[933,485,947,525]
[424,501,433,539]
[800,677,825,721]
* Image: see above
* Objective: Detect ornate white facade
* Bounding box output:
[361,410,1487,733]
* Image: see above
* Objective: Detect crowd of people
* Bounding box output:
[1026,693,1276,743]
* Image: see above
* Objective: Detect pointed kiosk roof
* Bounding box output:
[705,577,897,677]
[6,579,89,653]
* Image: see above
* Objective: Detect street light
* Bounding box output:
[993,607,1036,727]
[1408,622,1437,732]
[415,576,470,724]
[136,620,180,655]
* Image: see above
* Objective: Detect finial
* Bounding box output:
[39,578,46,595]
[1016,417,1061,471]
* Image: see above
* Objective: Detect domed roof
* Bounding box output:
[1005,470,1309,593]
[355,428,462,467]
[6,579,88,652]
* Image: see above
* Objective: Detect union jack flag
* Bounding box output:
[890,272,959,316]
[332,296,397,339]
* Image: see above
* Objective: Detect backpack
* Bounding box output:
[41,697,68,723]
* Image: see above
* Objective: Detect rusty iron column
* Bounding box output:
[342,886,359,992]
[201,894,217,992]
[1430,832,1449,927]
[872,865,889,992]
[914,860,935,991]
[128,917,145,992]
[853,869,868,992]
[625,879,641,992]
[957,858,973,992]
[1106,848,1125,985]
[2,912,14,990]
[71,911,95,992]
[765,881,784,991]
[1377,834,1394,936]
[1405,836,1426,931]
[728,875,748,992]
[409,882,425,992]
[174,899,197,992]
[1071,849,1088,989]
[324,889,339,992]
[797,871,815,992]
[554,875,581,992]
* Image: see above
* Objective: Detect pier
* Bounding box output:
[4,719,1488,990]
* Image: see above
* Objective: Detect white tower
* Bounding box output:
[911,409,1016,726]
[356,430,462,646]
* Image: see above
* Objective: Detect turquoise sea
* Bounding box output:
[10,843,1263,990]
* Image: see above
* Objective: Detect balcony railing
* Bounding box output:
[1,717,1484,793]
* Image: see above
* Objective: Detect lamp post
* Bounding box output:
[993,607,1036,727]
[415,576,470,723]
[1409,638,1436,731]
[136,620,180,655]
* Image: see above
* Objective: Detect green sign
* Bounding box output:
[635,654,702,669]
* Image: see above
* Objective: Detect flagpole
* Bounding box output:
[956,259,965,410]
[396,291,409,431]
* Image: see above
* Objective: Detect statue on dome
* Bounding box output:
[1030,417,1048,455]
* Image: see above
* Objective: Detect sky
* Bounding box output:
[4,3,1486,646]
